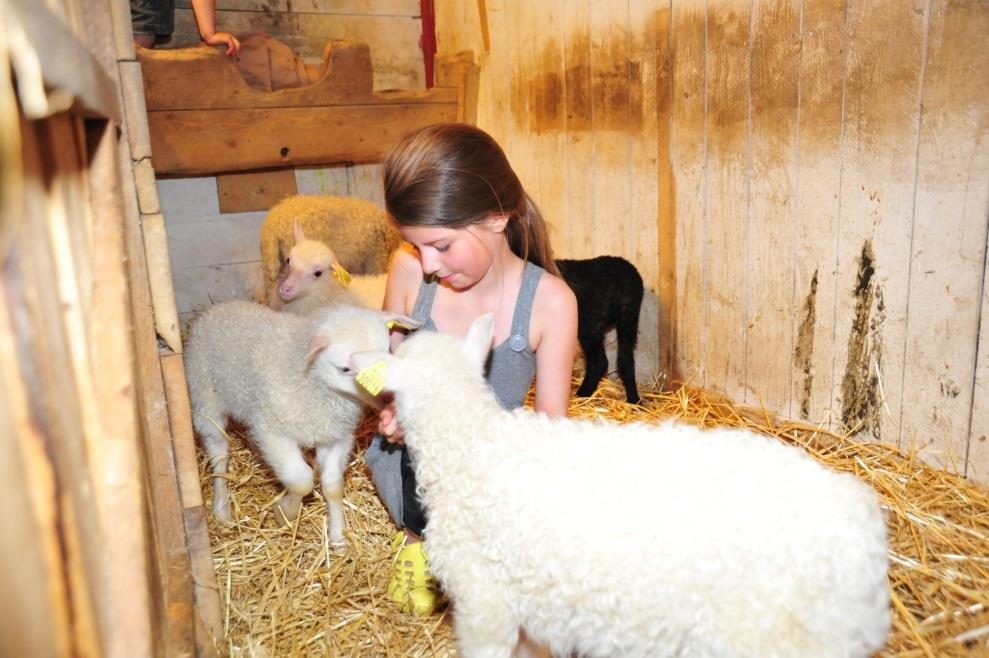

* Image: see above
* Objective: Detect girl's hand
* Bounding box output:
[204,31,241,57]
[378,400,405,444]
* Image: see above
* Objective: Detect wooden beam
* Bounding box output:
[147,102,459,175]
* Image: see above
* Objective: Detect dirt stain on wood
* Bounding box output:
[513,27,645,135]
[840,240,886,438]
[793,269,818,420]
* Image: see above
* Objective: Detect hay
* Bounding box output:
[200,378,989,657]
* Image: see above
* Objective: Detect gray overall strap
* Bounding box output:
[505,261,545,352]
[410,275,439,328]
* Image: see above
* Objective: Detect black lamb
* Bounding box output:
[556,256,644,404]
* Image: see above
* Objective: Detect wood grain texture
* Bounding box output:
[670,0,706,386]
[216,169,298,213]
[791,0,847,426]
[745,0,800,410]
[899,0,989,476]
[832,0,926,445]
[704,0,750,399]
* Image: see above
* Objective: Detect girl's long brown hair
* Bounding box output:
[383,123,560,277]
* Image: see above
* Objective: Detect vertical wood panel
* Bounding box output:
[671,0,707,384]
[560,0,593,257]
[833,0,927,444]
[704,0,751,397]
[791,0,846,425]
[972,249,989,480]
[589,0,632,259]
[654,2,677,379]
[629,2,662,291]
[745,0,800,410]
[531,0,569,256]
[900,0,989,475]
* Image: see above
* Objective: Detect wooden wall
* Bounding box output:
[434,0,989,481]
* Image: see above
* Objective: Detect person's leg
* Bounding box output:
[130,0,175,48]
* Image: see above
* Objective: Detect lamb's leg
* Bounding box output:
[615,329,640,404]
[576,336,608,398]
[315,440,354,548]
[193,405,232,522]
[453,600,519,658]
[260,439,314,525]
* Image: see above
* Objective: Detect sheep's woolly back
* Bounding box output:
[259,195,402,301]
[375,327,890,658]
[184,301,386,448]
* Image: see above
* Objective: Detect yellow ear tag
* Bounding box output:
[386,319,417,331]
[356,361,387,395]
[332,264,352,285]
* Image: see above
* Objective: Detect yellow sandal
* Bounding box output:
[387,531,440,615]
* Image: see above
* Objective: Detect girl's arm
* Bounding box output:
[531,274,578,418]
[189,0,241,56]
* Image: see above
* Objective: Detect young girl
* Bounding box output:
[364,123,578,616]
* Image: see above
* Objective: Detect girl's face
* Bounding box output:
[400,219,505,289]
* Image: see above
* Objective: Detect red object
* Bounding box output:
[420,0,437,88]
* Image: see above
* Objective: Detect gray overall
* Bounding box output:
[364,261,545,531]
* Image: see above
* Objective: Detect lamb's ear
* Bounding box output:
[352,351,399,395]
[463,313,495,365]
[293,221,305,243]
[304,332,330,363]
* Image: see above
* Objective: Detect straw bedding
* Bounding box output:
[200,378,989,657]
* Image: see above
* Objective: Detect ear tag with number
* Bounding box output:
[386,318,417,331]
[356,361,387,395]
[332,264,352,285]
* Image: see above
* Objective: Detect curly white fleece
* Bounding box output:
[357,315,891,658]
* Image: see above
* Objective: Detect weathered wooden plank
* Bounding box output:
[971,247,989,483]
[19,114,106,658]
[562,0,593,257]
[216,168,298,213]
[652,2,676,381]
[833,0,926,446]
[703,0,750,398]
[161,353,203,509]
[588,0,632,260]
[179,0,420,15]
[900,0,989,477]
[140,42,373,110]
[119,121,195,657]
[528,0,568,259]
[791,0,846,427]
[745,0,800,411]
[629,1,663,380]
[146,102,460,175]
[183,506,224,657]
[0,158,73,658]
[670,0,706,384]
[142,214,183,352]
[435,50,480,124]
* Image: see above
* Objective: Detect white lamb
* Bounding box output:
[352,314,891,658]
[268,225,390,315]
[184,300,418,545]
[258,194,402,302]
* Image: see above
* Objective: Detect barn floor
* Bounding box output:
[199,378,989,657]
